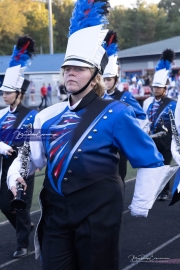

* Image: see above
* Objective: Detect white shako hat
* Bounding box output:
[0,35,36,93]
[132,76,137,82]
[152,49,175,87]
[61,0,111,75]
[103,30,119,78]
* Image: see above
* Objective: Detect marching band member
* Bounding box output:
[0,36,37,258]
[7,1,177,269]
[170,94,180,205]
[129,76,139,96]
[102,30,146,182]
[143,49,177,201]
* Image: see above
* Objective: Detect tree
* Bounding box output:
[23,2,53,54]
[109,0,171,49]
[158,0,180,37]
[52,0,74,53]
[158,0,180,21]
[0,0,27,55]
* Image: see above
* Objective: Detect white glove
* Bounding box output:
[129,205,148,217]
[171,137,180,166]
[0,141,12,155]
[129,165,179,217]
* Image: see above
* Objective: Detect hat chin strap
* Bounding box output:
[107,76,118,93]
[64,68,99,96]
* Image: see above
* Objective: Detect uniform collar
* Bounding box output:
[69,90,98,112]
[9,102,23,114]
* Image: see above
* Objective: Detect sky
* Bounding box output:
[110,0,161,8]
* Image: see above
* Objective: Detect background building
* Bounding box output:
[118,35,180,79]
[0,53,65,98]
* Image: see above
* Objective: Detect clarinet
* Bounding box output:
[150,131,167,139]
[168,109,180,154]
[10,124,32,211]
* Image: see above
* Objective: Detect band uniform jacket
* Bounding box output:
[8,90,174,258]
[143,96,177,150]
[104,88,146,120]
[0,103,37,183]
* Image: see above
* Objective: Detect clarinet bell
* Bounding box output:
[10,185,27,211]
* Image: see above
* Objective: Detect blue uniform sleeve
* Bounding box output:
[122,92,146,120]
[112,106,164,168]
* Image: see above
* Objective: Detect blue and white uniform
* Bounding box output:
[0,103,37,251]
[104,88,146,120]
[7,91,177,261]
[143,96,176,147]
[104,88,146,182]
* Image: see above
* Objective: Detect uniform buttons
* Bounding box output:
[93,129,97,133]
[64,178,68,181]
[108,109,113,113]
[68,170,72,174]
[78,149,82,152]
[88,136,92,140]
[74,156,78,160]
[103,116,107,119]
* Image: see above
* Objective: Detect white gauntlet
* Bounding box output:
[0,142,12,155]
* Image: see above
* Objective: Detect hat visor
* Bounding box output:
[152,83,166,87]
[61,60,94,69]
[103,73,118,78]
[0,85,17,92]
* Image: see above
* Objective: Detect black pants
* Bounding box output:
[39,96,47,109]
[0,174,34,249]
[118,152,127,183]
[39,176,124,270]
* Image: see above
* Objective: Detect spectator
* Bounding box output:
[47,83,52,105]
[38,83,47,110]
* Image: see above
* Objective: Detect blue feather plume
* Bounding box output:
[103,43,118,57]
[9,45,30,68]
[69,0,110,37]
[155,59,171,72]
[9,35,36,69]
[155,49,175,72]
[103,30,118,57]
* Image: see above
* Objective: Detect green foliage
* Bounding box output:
[0,0,180,55]
[23,2,53,54]
[0,0,27,55]
[158,0,180,37]
[52,0,74,53]
[109,0,172,49]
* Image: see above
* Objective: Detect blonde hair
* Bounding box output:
[90,69,105,97]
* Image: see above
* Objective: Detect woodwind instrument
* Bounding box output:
[10,124,32,211]
[169,109,180,154]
